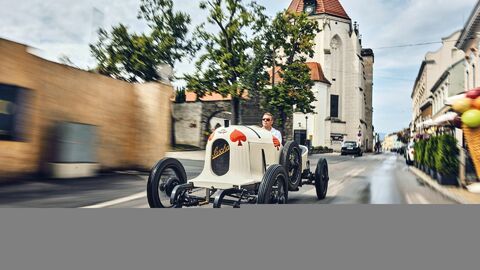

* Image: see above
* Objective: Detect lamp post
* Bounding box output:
[305,115,310,151]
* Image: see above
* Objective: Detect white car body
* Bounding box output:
[190,125,309,190]
[146,124,326,208]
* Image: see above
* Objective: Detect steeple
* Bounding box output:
[288,0,350,20]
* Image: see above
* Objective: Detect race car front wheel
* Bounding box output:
[257,165,288,204]
[281,141,302,191]
[314,158,329,200]
[147,158,187,208]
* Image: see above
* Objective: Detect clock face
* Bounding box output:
[304,5,315,15]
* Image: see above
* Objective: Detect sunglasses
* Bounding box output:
[262,118,272,122]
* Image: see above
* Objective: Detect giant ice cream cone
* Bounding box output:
[463,124,480,177]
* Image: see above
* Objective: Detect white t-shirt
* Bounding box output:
[270,127,283,144]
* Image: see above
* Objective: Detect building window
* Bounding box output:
[303,0,316,15]
[330,95,339,118]
[473,65,476,87]
[0,84,30,141]
[467,70,470,90]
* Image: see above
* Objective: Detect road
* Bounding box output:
[86,152,455,208]
[0,152,454,208]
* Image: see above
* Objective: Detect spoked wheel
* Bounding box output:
[257,165,288,204]
[314,158,329,200]
[280,141,302,191]
[147,158,187,208]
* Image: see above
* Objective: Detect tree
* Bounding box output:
[396,130,410,144]
[260,11,319,137]
[175,87,187,103]
[184,0,267,125]
[90,0,197,83]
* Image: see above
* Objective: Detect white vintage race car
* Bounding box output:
[146,124,329,208]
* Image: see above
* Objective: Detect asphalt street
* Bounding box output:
[0,152,455,208]
[93,152,455,207]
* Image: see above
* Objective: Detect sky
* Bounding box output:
[0,0,477,134]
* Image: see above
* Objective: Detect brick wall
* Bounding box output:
[0,39,172,179]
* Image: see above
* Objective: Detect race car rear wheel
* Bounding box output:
[147,158,187,208]
[314,158,329,200]
[280,141,302,191]
[257,165,288,204]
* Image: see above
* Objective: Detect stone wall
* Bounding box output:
[173,97,266,149]
[0,39,172,179]
[173,103,203,147]
[241,94,263,126]
[362,51,374,152]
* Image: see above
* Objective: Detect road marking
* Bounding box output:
[81,191,147,208]
[299,167,368,198]
[405,193,429,204]
[346,168,366,178]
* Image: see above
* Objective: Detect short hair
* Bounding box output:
[263,112,274,120]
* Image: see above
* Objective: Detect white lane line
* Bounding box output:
[347,168,366,177]
[415,194,430,204]
[405,193,430,205]
[300,167,367,197]
[405,194,414,204]
[81,191,147,208]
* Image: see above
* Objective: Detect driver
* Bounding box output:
[262,112,282,144]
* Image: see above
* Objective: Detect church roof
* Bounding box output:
[307,62,331,84]
[269,62,331,85]
[287,0,350,20]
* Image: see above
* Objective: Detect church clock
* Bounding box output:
[303,0,316,15]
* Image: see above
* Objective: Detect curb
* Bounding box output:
[409,167,470,204]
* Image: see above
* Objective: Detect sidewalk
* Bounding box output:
[409,167,480,204]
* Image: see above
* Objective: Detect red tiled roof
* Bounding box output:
[288,0,350,20]
[268,62,331,85]
[307,62,331,84]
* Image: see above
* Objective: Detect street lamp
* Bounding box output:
[305,115,310,151]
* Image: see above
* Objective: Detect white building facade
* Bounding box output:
[289,0,374,151]
[455,1,480,183]
[411,31,465,135]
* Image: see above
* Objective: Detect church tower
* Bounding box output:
[288,0,374,151]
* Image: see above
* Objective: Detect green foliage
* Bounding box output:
[259,11,319,133]
[396,131,409,144]
[414,140,426,166]
[424,137,438,169]
[90,0,197,82]
[435,134,459,176]
[184,0,267,124]
[175,87,186,103]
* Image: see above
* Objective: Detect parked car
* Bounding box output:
[405,142,415,166]
[341,141,363,156]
